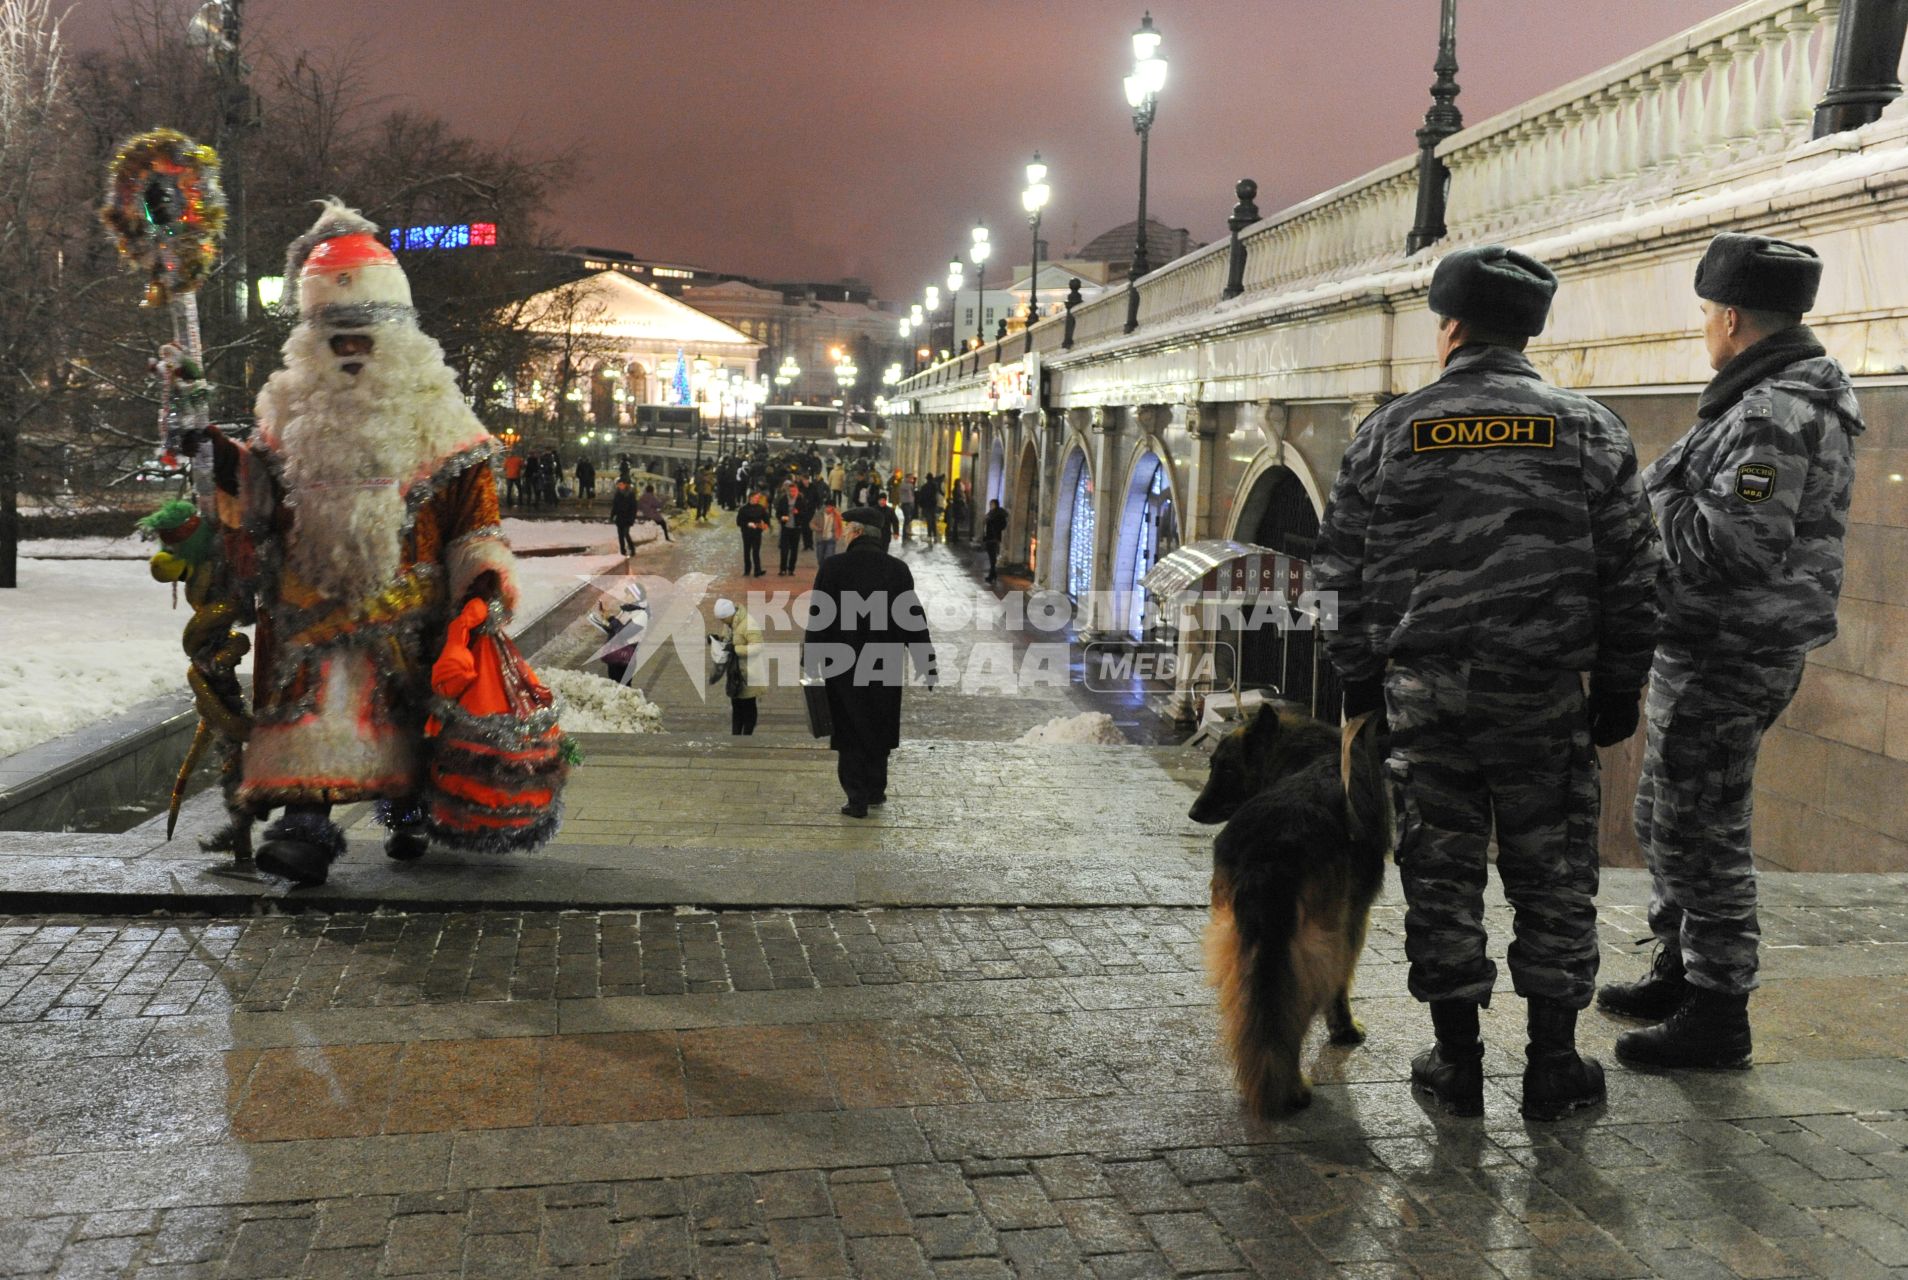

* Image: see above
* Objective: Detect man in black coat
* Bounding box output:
[803,509,936,817]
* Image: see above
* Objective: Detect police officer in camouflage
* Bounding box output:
[1601,233,1863,1070]
[1315,246,1662,1121]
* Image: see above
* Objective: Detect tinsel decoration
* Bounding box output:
[99,129,228,307]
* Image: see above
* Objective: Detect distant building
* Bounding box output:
[1072,218,1203,281]
[510,270,760,427]
[684,279,904,407]
[560,247,737,296]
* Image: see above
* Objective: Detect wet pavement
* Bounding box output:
[2,517,1906,1276]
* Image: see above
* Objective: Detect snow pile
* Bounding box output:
[1015,712,1129,746]
[0,560,221,758]
[543,667,664,734]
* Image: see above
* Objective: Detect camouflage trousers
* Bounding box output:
[1386,660,1601,1009]
[1636,644,1805,995]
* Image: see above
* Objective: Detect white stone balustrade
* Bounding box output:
[1438,0,1841,246]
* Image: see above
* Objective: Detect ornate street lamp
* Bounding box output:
[1122,11,1168,334]
[1406,0,1462,254]
[968,223,991,348]
[1022,153,1051,332]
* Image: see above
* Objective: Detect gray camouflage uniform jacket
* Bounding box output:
[1645,333,1863,655]
[1315,344,1662,689]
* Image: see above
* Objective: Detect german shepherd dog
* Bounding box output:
[1188,705,1391,1115]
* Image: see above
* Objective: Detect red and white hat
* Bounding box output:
[283,198,414,323]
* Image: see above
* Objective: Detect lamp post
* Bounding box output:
[923,286,941,365]
[1406,0,1462,254]
[944,260,964,354]
[968,223,991,349]
[1022,153,1051,337]
[1122,11,1168,335]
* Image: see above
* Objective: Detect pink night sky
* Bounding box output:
[69,0,1739,297]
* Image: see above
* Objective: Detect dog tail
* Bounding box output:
[1208,844,1312,1116]
[1341,711,1393,859]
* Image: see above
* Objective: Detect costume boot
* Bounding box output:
[255,811,345,887]
[1595,941,1686,1022]
[1411,1000,1485,1117]
[1520,999,1606,1121]
[1615,986,1752,1070]
[380,798,430,862]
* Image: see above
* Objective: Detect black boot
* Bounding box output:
[1521,999,1606,1121]
[1411,1000,1485,1117]
[1615,986,1752,1070]
[379,798,430,862]
[254,811,345,887]
[1596,941,1686,1022]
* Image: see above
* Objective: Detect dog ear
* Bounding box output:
[1245,705,1280,743]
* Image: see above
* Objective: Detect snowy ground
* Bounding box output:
[0,527,658,762]
[0,559,208,758]
[1014,711,1131,746]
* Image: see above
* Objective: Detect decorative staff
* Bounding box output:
[100,129,256,865]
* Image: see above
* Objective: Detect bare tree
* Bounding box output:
[511,276,627,450]
[0,0,86,589]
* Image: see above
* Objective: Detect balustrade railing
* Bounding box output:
[900,0,1884,402]
[1439,0,1839,244]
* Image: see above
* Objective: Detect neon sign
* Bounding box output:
[387,223,498,251]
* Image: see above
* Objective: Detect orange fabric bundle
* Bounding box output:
[422,598,568,853]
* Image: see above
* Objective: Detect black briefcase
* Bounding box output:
[799,675,832,739]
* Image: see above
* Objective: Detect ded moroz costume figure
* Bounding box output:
[1313,245,1662,1122]
[214,200,529,886]
[1603,233,1863,1070]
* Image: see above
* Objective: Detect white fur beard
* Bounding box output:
[285,479,407,599]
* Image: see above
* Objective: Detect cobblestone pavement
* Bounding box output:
[0,879,1905,1278]
[5,524,1908,1276]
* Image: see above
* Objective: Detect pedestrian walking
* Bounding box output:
[828,459,846,504]
[673,464,689,508]
[982,499,1008,583]
[710,598,767,735]
[802,507,936,817]
[636,483,672,542]
[737,490,769,576]
[897,473,916,544]
[543,451,562,507]
[503,449,524,507]
[1601,234,1862,1071]
[774,478,804,574]
[575,454,597,502]
[696,466,716,521]
[609,477,638,555]
[1314,245,1662,1122]
[915,475,941,546]
[945,484,968,547]
[812,498,844,565]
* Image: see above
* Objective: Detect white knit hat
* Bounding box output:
[713,598,736,621]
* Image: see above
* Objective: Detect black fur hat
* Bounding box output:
[1427,245,1558,337]
[842,506,886,530]
[1694,233,1821,315]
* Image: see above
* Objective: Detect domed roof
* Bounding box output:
[1075,218,1201,264]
